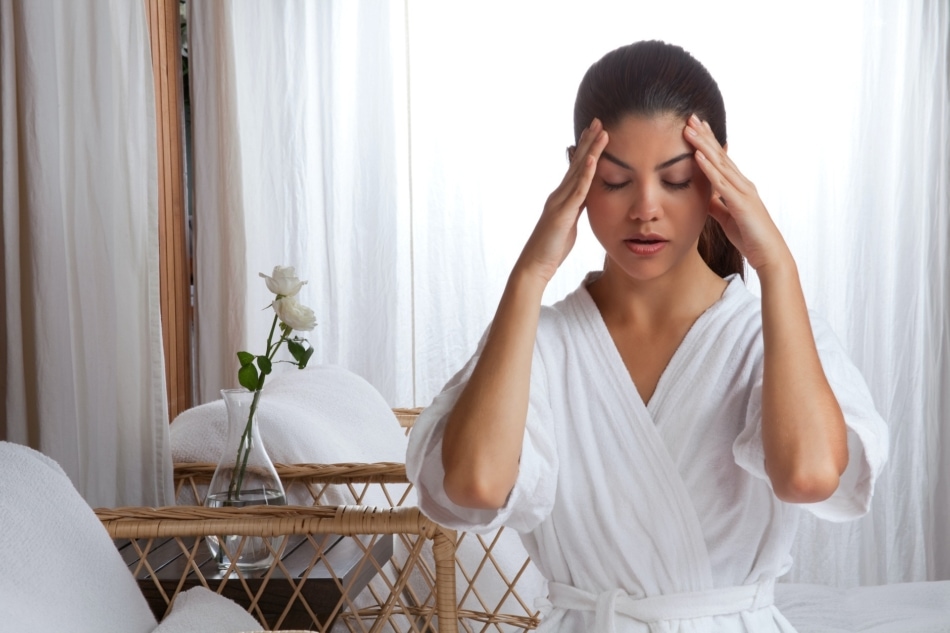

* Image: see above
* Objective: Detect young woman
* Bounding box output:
[406,40,888,632]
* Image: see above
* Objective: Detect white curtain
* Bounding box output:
[784,0,950,585]
[191,0,949,586]
[189,1,413,405]
[0,0,172,508]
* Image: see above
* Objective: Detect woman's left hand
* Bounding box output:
[683,114,790,272]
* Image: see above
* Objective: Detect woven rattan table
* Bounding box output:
[116,531,392,628]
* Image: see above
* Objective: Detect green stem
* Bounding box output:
[228,387,263,500]
[227,311,285,502]
[263,308,280,360]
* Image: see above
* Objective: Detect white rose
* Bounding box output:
[273,296,317,331]
[259,266,306,297]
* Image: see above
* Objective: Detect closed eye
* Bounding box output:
[602,179,691,192]
[601,180,629,192]
[664,179,691,191]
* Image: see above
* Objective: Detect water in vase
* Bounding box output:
[205,488,287,571]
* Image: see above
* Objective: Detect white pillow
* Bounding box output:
[151,587,260,633]
[0,442,157,632]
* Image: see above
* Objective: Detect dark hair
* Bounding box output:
[573,40,744,279]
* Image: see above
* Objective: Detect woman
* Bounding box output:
[406,40,888,632]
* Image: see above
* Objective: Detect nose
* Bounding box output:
[627,183,662,221]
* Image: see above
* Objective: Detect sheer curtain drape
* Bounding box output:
[786,0,950,585]
[190,0,949,586]
[189,1,413,405]
[0,0,172,507]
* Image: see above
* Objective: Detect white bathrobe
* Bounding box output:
[406,274,888,633]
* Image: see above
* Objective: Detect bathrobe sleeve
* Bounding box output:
[405,322,560,534]
[733,313,889,521]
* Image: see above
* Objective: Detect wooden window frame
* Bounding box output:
[145,0,193,421]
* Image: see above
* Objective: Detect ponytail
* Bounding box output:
[698,217,744,279]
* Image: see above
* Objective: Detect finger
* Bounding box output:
[683,117,726,182]
[684,117,729,168]
[701,125,750,190]
[562,146,603,213]
[685,117,753,193]
[558,141,591,195]
[556,125,607,206]
[577,117,603,154]
[575,128,608,191]
[564,119,605,182]
[585,124,609,166]
[694,149,740,209]
[683,119,748,207]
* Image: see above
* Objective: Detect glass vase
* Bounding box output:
[205,388,287,571]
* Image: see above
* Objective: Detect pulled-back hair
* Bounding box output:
[573,40,743,279]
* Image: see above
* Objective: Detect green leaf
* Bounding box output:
[238,364,259,391]
[287,339,305,362]
[257,355,272,375]
[299,346,314,369]
[237,351,255,367]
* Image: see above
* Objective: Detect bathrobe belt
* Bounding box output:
[540,578,775,632]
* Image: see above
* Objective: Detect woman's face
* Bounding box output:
[585,113,713,283]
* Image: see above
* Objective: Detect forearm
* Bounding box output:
[758,252,849,503]
[441,264,547,509]
[439,118,607,509]
[683,115,849,502]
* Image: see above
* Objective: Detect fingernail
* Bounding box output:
[591,117,600,129]
[689,114,700,125]
[686,126,698,137]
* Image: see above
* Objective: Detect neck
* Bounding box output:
[587,251,728,329]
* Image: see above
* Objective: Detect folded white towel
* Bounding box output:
[170,365,409,506]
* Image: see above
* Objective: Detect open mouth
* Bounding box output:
[624,238,667,255]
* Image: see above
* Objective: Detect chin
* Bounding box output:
[608,261,672,284]
[605,250,698,285]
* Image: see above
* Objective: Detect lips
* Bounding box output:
[624,234,668,255]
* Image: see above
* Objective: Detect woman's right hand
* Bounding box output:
[516,118,608,283]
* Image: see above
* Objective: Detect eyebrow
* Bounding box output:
[601,151,693,171]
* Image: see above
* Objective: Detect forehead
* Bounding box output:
[601,113,690,166]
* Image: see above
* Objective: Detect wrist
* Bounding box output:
[507,261,551,300]
[752,246,797,287]
[512,251,558,288]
